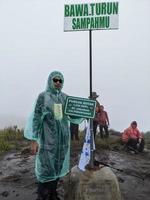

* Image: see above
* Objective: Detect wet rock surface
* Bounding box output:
[107,151,150,200]
[0,147,150,199]
[0,151,37,200]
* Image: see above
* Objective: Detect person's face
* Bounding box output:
[53,77,63,90]
[100,106,104,111]
[131,124,137,129]
[96,106,99,112]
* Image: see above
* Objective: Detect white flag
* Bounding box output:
[78,121,95,171]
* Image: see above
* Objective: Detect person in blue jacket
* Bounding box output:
[24,71,83,200]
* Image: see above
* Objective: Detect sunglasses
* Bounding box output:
[53,78,62,83]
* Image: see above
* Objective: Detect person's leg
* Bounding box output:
[93,121,98,139]
[47,179,60,200]
[70,123,74,141]
[127,138,138,151]
[99,125,104,139]
[74,124,79,141]
[104,125,109,138]
[37,182,49,200]
[138,138,145,152]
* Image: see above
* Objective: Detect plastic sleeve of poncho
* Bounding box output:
[24,93,44,140]
[24,105,37,140]
[67,115,84,124]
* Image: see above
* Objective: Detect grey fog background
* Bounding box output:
[0,0,150,132]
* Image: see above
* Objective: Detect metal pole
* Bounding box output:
[89,30,94,168]
[89,30,92,97]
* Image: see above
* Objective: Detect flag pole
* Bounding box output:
[89,30,94,168]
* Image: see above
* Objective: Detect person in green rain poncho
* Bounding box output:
[24,71,83,200]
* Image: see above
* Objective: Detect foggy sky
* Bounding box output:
[0,0,150,132]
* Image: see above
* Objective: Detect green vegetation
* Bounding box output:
[95,136,122,151]
[0,126,28,154]
[71,130,122,151]
[144,131,150,149]
[77,130,150,151]
[1,127,150,155]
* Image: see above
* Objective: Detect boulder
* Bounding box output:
[64,165,122,200]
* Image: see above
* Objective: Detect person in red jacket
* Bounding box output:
[90,92,100,139]
[98,105,109,138]
[122,121,144,152]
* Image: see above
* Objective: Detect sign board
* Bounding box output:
[64,1,119,31]
[65,96,96,119]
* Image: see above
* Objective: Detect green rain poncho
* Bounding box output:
[24,71,82,182]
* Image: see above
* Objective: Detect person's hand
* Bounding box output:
[137,139,141,149]
[137,143,141,150]
[31,141,39,155]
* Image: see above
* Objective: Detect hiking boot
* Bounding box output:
[48,196,60,200]
[36,196,45,200]
[36,193,49,200]
[51,196,60,200]
[48,192,60,200]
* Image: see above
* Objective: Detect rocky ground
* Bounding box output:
[0,135,150,200]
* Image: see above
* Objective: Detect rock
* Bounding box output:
[1,174,21,182]
[64,165,122,200]
[117,176,125,183]
[1,191,9,197]
[19,168,30,174]
[21,147,31,155]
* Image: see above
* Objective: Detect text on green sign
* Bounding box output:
[72,16,109,30]
[65,2,118,17]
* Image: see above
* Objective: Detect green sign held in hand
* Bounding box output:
[65,96,96,119]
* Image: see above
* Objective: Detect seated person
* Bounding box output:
[122,121,144,152]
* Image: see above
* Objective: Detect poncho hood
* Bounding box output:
[46,71,64,94]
